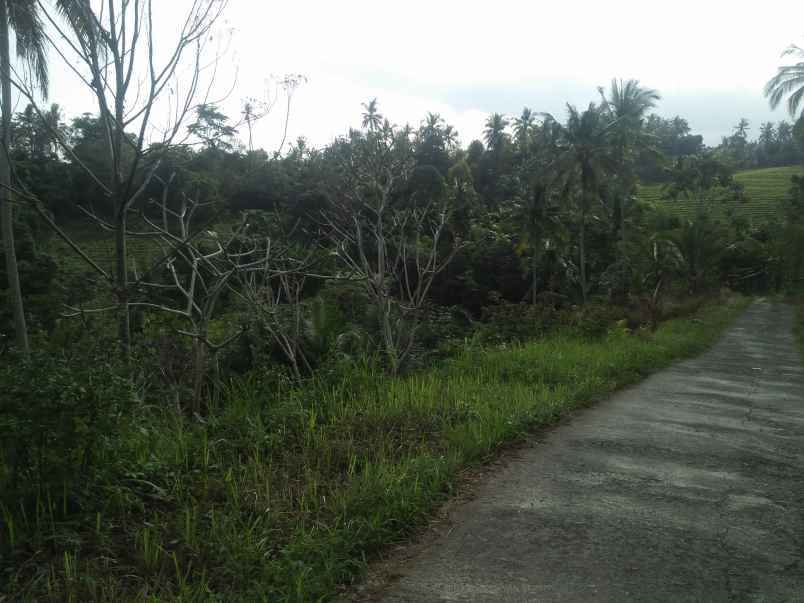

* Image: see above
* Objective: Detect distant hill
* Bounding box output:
[637,165,804,222]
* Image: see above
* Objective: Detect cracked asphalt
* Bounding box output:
[380,302,804,602]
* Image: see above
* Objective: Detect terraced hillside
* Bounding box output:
[638,165,804,222]
[47,216,240,281]
[48,225,162,280]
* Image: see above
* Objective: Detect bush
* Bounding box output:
[563,302,625,338]
[0,348,134,508]
[478,299,628,344]
[479,299,561,344]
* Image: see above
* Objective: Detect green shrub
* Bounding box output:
[479,299,560,344]
[479,299,625,343]
[563,302,625,338]
[0,348,134,508]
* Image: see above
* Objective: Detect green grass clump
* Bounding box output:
[0,296,749,602]
[639,165,804,222]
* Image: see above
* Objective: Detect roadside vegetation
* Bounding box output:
[794,298,804,361]
[1,295,747,602]
[1,2,804,601]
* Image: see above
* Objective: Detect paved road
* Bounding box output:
[381,303,804,602]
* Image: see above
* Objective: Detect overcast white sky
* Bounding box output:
[34,0,804,150]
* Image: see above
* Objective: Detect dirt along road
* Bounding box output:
[378,302,804,602]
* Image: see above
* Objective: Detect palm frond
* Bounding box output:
[7,0,48,95]
[53,0,96,46]
[787,85,804,117]
[764,63,804,112]
[765,42,804,116]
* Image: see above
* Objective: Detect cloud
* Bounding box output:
[27,1,804,149]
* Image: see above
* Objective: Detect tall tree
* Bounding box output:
[415,112,457,177]
[765,44,804,117]
[516,114,563,304]
[11,0,229,357]
[599,79,660,239]
[187,104,238,151]
[553,103,615,303]
[483,113,510,153]
[361,98,382,132]
[777,120,793,144]
[732,118,750,142]
[758,121,776,147]
[664,155,744,292]
[513,107,536,154]
[0,0,63,355]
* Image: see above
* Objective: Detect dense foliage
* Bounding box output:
[3,94,801,354]
[1,2,803,599]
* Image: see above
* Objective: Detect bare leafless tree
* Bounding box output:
[236,242,317,383]
[62,173,261,412]
[323,117,460,374]
[0,1,229,357]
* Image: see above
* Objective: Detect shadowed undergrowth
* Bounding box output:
[1,296,749,602]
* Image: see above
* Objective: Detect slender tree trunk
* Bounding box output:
[115,211,131,355]
[579,214,587,305]
[0,0,29,356]
[379,297,399,375]
[111,40,131,357]
[191,336,206,415]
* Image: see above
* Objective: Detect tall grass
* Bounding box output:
[0,296,749,602]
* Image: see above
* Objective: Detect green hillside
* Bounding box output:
[638,165,804,222]
[48,225,161,280]
[47,217,241,280]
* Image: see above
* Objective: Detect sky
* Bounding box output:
[28,0,804,151]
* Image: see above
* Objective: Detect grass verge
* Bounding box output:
[1,295,749,602]
[794,298,804,361]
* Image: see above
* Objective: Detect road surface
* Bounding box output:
[380,302,804,602]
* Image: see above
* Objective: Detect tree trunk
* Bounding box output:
[579,163,595,306]
[191,337,206,415]
[0,0,29,356]
[378,296,399,375]
[115,211,131,355]
[579,211,588,305]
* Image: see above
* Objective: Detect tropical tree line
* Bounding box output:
[1,3,804,387]
[711,116,804,170]
[3,85,801,374]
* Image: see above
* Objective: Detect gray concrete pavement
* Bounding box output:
[381,302,804,602]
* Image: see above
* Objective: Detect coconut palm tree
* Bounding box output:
[1,0,49,355]
[758,121,776,147]
[552,103,616,304]
[516,113,563,305]
[361,98,382,132]
[765,44,804,117]
[600,79,660,129]
[777,120,793,143]
[599,79,660,239]
[732,117,750,142]
[0,1,86,355]
[483,112,509,153]
[513,107,536,154]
